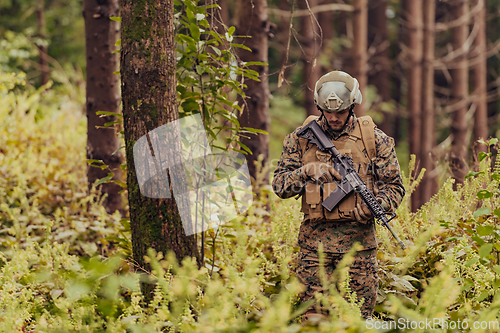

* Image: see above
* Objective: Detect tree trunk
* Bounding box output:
[338,7,350,73]
[393,1,405,145]
[120,0,200,298]
[318,0,336,71]
[420,0,437,206]
[403,0,423,210]
[217,0,229,25]
[277,0,292,83]
[205,0,229,35]
[450,0,469,186]
[37,0,49,86]
[368,0,391,135]
[83,0,123,214]
[318,0,334,45]
[471,0,488,154]
[351,0,367,116]
[235,0,271,187]
[298,0,322,117]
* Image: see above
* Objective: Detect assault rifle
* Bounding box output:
[297,120,406,250]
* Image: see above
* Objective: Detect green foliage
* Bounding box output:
[4,0,500,331]
[0,0,86,78]
[373,147,500,325]
[4,151,500,331]
[0,30,39,73]
[174,0,267,151]
[0,70,123,257]
[3,70,500,330]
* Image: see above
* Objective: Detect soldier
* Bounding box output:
[272,71,405,322]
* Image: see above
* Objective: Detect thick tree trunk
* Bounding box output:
[37,0,49,86]
[403,0,423,210]
[450,0,469,186]
[351,0,367,116]
[298,0,322,117]
[236,0,270,187]
[120,0,200,298]
[420,0,437,206]
[83,0,123,214]
[471,0,488,154]
[368,0,391,135]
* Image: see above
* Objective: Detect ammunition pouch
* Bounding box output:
[299,116,377,222]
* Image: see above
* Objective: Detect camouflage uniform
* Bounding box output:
[272,115,404,318]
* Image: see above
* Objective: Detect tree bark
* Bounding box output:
[120,0,200,298]
[471,0,488,154]
[449,0,469,186]
[420,0,437,206]
[217,0,229,26]
[403,0,423,210]
[318,0,335,71]
[277,0,292,83]
[298,0,322,117]
[368,0,391,135]
[393,1,405,145]
[318,0,334,45]
[235,0,271,187]
[37,0,49,86]
[351,0,368,116]
[83,0,123,214]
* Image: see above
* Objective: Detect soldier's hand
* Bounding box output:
[303,162,341,184]
[353,198,384,223]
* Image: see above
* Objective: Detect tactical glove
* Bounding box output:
[353,197,384,223]
[302,162,341,185]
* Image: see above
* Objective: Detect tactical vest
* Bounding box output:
[299,115,377,222]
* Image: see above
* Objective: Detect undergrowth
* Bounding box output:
[2,72,500,332]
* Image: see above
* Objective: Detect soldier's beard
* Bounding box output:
[328,117,350,132]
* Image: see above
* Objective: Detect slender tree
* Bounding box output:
[298,0,322,117]
[393,1,406,145]
[403,0,423,210]
[235,0,271,186]
[471,0,488,154]
[449,0,469,186]
[120,0,200,297]
[318,0,334,61]
[83,0,123,214]
[217,0,229,25]
[420,0,437,206]
[277,0,292,84]
[351,0,368,116]
[368,0,392,135]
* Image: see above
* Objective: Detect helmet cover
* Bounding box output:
[314,71,362,112]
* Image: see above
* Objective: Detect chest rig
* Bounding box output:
[299,115,377,222]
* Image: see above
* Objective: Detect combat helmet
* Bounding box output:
[314,71,362,113]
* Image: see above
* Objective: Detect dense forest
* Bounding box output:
[1,0,500,331]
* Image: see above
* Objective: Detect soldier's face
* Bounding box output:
[323,108,350,131]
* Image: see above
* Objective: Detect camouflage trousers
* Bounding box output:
[296,246,378,319]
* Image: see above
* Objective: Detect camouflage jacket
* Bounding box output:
[272,115,405,253]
